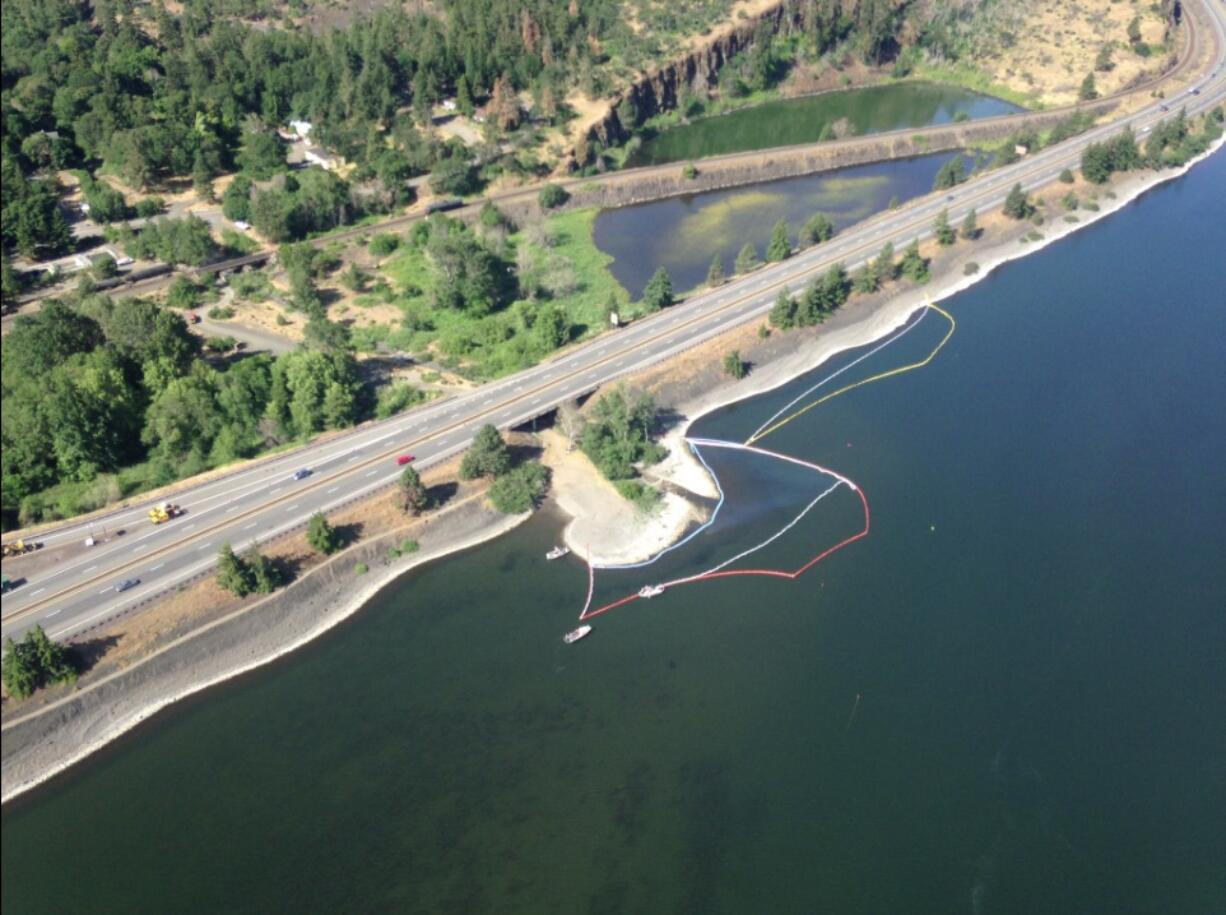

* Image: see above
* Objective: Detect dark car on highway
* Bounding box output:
[116,579,140,592]
[292,468,312,480]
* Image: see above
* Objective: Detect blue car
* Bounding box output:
[292,468,312,481]
[116,578,140,593]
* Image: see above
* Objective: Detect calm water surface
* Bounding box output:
[4,153,1225,913]
[595,151,964,296]
[625,82,1021,167]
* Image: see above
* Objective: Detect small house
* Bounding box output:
[304,146,341,171]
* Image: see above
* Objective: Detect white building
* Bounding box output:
[289,120,313,139]
[304,146,341,171]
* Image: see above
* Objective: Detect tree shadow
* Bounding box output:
[427,481,458,509]
[271,552,307,586]
[334,522,363,549]
[69,634,121,676]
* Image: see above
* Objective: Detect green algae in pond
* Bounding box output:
[625,82,1023,167]
[595,153,957,297]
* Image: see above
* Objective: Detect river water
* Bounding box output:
[4,154,1225,912]
[625,82,1021,168]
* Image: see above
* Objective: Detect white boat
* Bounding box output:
[563,625,592,644]
[637,584,666,599]
[546,545,570,560]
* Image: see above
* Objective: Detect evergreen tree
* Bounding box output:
[853,264,879,294]
[900,240,930,283]
[216,542,254,597]
[933,156,966,190]
[960,208,980,240]
[766,219,792,262]
[873,241,896,282]
[243,547,281,593]
[1003,183,1033,220]
[723,351,747,379]
[460,424,512,479]
[307,512,342,554]
[735,243,759,274]
[770,288,797,329]
[706,255,725,287]
[800,212,835,247]
[398,465,429,514]
[641,267,674,312]
[934,208,956,246]
[1078,72,1098,101]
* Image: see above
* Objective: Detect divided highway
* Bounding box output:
[3,0,1224,644]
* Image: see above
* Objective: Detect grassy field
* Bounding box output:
[900,62,1041,109]
[355,210,630,379]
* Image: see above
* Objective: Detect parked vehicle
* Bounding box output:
[185,312,201,324]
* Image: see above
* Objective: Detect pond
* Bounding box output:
[594,151,966,297]
[624,82,1022,167]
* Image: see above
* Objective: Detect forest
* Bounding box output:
[0,294,370,527]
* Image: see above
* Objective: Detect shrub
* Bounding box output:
[207,305,236,320]
[723,350,747,379]
[369,233,400,257]
[306,512,342,554]
[489,462,550,514]
[538,184,569,209]
[1,626,78,699]
[963,262,980,275]
[354,562,369,575]
[682,163,698,179]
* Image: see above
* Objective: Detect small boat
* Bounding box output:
[563,625,592,644]
[638,584,666,599]
[546,545,570,560]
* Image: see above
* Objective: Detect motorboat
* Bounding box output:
[546,545,570,560]
[637,584,666,599]
[563,625,592,644]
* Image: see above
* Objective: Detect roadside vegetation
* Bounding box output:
[353,209,631,379]
[0,291,425,529]
[2,625,78,699]
[459,424,551,514]
[1081,108,1224,184]
[578,387,665,510]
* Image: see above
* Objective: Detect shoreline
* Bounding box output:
[1,501,529,804]
[4,137,1221,805]
[644,138,1226,500]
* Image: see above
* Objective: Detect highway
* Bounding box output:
[2,0,1224,644]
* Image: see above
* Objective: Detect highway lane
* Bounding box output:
[3,0,1224,642]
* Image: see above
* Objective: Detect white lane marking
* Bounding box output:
[347,455,361,463]
[270,488,282,496]
[226,505,238,513]
[30,588,46,596]
[285,504,299,512]
[197,542,213,551]
[98,587,113,595]
[243,523,258,530]
[327,487,339,494]
[84,565,97,573]
[46,609,62,617]
[365,470,378,477]
[150,563,166,571]
[183,524,196,531]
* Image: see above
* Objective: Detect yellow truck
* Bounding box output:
[148,502,183,524]
[1,539,40,558]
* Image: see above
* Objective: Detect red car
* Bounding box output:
[396,454,415,466]
[185,312,200,324]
